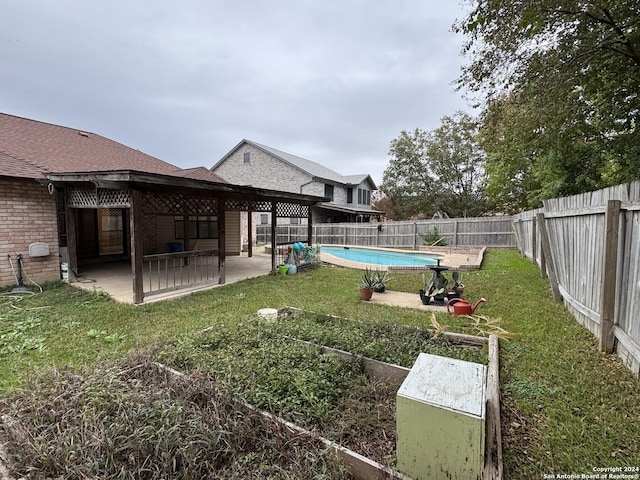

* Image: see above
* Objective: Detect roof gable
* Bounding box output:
[213,139,377,189]
[173,166,227,183]
[344,174,377,190]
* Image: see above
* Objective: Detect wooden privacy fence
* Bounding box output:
[257,217,515,248]
[513,180,640,376]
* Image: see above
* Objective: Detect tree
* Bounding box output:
[380,112,488,219]
[456,1,640,208]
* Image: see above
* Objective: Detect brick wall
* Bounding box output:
[213,144,312,194]
[0,179,61,287]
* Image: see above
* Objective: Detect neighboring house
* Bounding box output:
[211,140,382,236]
[0,114,323,302]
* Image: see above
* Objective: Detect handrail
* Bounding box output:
[143,249,219,297]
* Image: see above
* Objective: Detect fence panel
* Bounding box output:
[257,217,516,248]
[514,180,640,376]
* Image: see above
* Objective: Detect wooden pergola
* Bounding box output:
[46,170,326,304]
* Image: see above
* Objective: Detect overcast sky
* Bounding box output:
[2,1,473,186]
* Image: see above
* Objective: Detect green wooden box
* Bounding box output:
[397,353,487,480]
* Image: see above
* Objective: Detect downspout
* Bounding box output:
[299,179,315,194]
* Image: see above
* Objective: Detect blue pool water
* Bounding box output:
[322,246,438,267]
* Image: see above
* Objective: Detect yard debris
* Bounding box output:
[0,353,347,479]
[467,314,516,340]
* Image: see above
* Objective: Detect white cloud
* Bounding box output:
[0,0,474,185]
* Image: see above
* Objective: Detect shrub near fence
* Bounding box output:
[257,217,515,248]
[513,180,640,377]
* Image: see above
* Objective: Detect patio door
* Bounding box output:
[98,208,124,256]
[77,208,127,259]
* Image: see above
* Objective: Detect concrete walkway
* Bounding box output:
[72,252,273,304]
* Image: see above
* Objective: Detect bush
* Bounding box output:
[420,227,447,246]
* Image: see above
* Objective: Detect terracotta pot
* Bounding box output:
[359,287,374,301]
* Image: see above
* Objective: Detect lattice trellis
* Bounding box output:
[225,199,273,212]
[253,201,273,212]
[143,192,218,215]
[277,202,309,218]
[98,188,130,207]
[68,186,131,208]
[68,186,97,208]
[103,208,123,216]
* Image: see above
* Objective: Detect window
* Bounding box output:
[347,187,353,203]
[243,152,250,164]
[357,188,370,205]
[290,217,300,225]
[175,216,218,239]
[260,214,269,224]
[324,184,334,201]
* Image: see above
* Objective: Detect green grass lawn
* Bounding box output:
[1,249,639,478]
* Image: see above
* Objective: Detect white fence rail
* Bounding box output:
[513,180,640,376]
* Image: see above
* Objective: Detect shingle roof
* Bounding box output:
[344,174,375,186]
[173,166,226,183]
[213,139,377,189]
[0,113,217,181]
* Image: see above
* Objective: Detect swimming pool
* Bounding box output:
[321,246,439,267]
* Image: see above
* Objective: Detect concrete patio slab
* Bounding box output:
[72,252,274,304]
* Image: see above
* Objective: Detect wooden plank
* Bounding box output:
[151,362,412,480]
[600,200,620,353]
[613,326,640,368]
[543,206,607,218]
[271,203,277,273]
[247,209,253,258]
[291,338,411,387]
[558,283,601,324]
[64,191,78,282]
[218,205,226,284]
[539,220,547,279]
[308,207,314,245]
[250,403,412,480]
[483,335,503,480]
[535,213,562,303]
[531,216,537,266]
[129,189,144,304]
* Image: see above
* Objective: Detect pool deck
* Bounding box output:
[368,290,448,312]
[319,245,485,272]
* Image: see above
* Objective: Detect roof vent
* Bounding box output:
[78,131,89,137]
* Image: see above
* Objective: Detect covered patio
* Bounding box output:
[72,251,274,303]
[48,171,325,304]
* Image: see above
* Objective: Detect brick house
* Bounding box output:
[211,140,382,245]
[0,114,323,302]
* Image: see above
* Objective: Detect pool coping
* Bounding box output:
[319,245,485,272]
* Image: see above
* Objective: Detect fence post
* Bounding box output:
[531,216,537,265]
[453,220,458,247]
[535,213,562,303]
[599,200,621,353]
[413,223,417,249]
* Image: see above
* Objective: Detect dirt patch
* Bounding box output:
[367,290,448,312]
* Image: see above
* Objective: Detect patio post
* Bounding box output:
[130,189,144,304]
[271,202,277,273]
[307,207,313,245]
[64,189,78,282]
[247,209,253,257]
[219,204,226,284]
